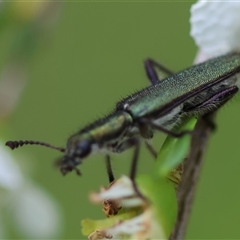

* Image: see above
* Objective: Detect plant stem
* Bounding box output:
[169,115,214,240]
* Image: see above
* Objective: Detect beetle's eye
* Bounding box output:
[77,140,91,158]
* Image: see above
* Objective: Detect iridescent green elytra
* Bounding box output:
[6,52,240,178]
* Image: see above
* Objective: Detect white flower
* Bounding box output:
[190,1,240,62]
[0,142,63,238]
[88,208,164,240]
[0,143,23,191]
[83,176,176,240]
[90,176,144,209]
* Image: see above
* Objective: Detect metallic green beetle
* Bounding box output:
[6,52,240,180]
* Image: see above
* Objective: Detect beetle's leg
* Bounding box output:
[183,86,238,132]
[202,112,216,131]
[144,58,175,84]
[144,140,157,158]
[105,154,115,183]
[115,138,141,180]
[129,138,140,180]
[115,138,146,199]
[186,85,238,123]
[139,118,192,138]
[129,138,147,199]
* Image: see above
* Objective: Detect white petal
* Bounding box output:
[120,198,143,208]
[190,1,240,56]
[91,176,135,201]
[0,144,24,190]
[100,209,166,239]
[12,183,63,238]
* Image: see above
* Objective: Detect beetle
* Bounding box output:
[6,52,240,181]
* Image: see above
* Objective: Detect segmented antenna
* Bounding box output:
[5,140,65,152]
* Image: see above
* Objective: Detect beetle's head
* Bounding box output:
[60,134,92,176]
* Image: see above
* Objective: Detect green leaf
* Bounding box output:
[154,117,197,177]
[137,174,177,238]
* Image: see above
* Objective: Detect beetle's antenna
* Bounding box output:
[5,140,65,152]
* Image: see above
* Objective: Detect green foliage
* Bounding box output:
[154,118,197,177]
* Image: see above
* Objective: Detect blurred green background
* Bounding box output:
[1,2,240,239]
